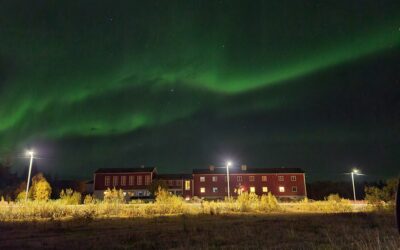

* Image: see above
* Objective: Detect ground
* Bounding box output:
[0,212,398,249]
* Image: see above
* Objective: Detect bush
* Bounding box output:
[326,193,341,202]
[153,187,184,214]
[365,178,398,204]
[83,194,96,204]
[104,188,126,204]
[60,189,82,205]
[259,192,279,211]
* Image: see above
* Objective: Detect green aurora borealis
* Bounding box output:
[0,1,399,179]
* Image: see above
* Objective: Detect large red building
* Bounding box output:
[93,165,306,200]
[193,165,306,199]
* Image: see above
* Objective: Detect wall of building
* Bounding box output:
[193,173,306,199]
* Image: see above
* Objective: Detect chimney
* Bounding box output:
[209,165,215,171]
[241,165,247,171]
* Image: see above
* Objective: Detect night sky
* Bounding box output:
[0,1,399,181]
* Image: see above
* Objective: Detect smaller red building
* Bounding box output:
[93,167,156,199]
[193,165,306,200]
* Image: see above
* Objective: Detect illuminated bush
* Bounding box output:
[152,187,184,214]
[59,189,82,205]
[104,188,126,204]
[83,194,96,204]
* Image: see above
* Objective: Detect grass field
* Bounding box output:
[0,211,398,249]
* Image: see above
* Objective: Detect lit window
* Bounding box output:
[213,187,218,193]
[292,186,298,192]
[249,176,255,182]
[262,187,268,192]
[262,176,267,182]
[105,176,110,186]
[129,176,134,185]
[212,176,218,182]
[250,187,255,193]
[279,186,285,192]
[113,176,118,187]
[200,187,205,193]
[237,176,242,182]
[278,176,284,181]
[121,176,126,186]
[291,176,296,181]
[145,175,151,185]
[200,176,205,182]
[185,180,191,190]
[137,176,143,185]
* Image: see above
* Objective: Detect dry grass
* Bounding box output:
[0,212,398,249]
[0,196,397,249]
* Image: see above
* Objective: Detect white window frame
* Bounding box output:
[237,176,243,182]
[262,187,268,193]
[212,176,218,182]
[279,186,285,192]
[250,187,255,193]
[200,187,205,193]
[137,176,143,185]
[105,176,110,186]
[200,176,205,182]
[278,176,284,181]
[291,176,296,181]
[292,186,298,192]
[145,175,151,185]
[129,176,134,185]
[121,176,126,186]
[262,176,267,182]
[113,176,118,187]
[212,187,218,193]
[249,176,255,182]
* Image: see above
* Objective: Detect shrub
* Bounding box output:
[59,189,82,205]
[29,173,52,202]
[365,178,398,204]
[104,188,126,204]
[326,193,341,202]
[15,191,27,202]
[83,194,95,204]
[154,187,184,214]
[259,192,279,211]
[237,192,259,212]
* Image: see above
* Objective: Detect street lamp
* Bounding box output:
[351,168,360,201]
[25,150,34,202]
[226,161,232,199]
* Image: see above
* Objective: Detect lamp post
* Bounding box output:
[351,168,359,201]
[226,161,232,199]
[25,151,34,202]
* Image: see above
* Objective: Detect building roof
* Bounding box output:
[95,167,156,174]
[156,173,192,180]
[192,167,305,174]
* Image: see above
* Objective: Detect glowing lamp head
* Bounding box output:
[26,151,34,157]
[227,161,232,167]
[352,169,359,174]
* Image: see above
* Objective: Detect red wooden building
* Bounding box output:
[192,165,306,200]
[93,167,157,199]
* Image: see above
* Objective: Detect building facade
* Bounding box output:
[93,165,306,200]
[93,167,156,199]
[193,165,306,199]
[156,174,193,200]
